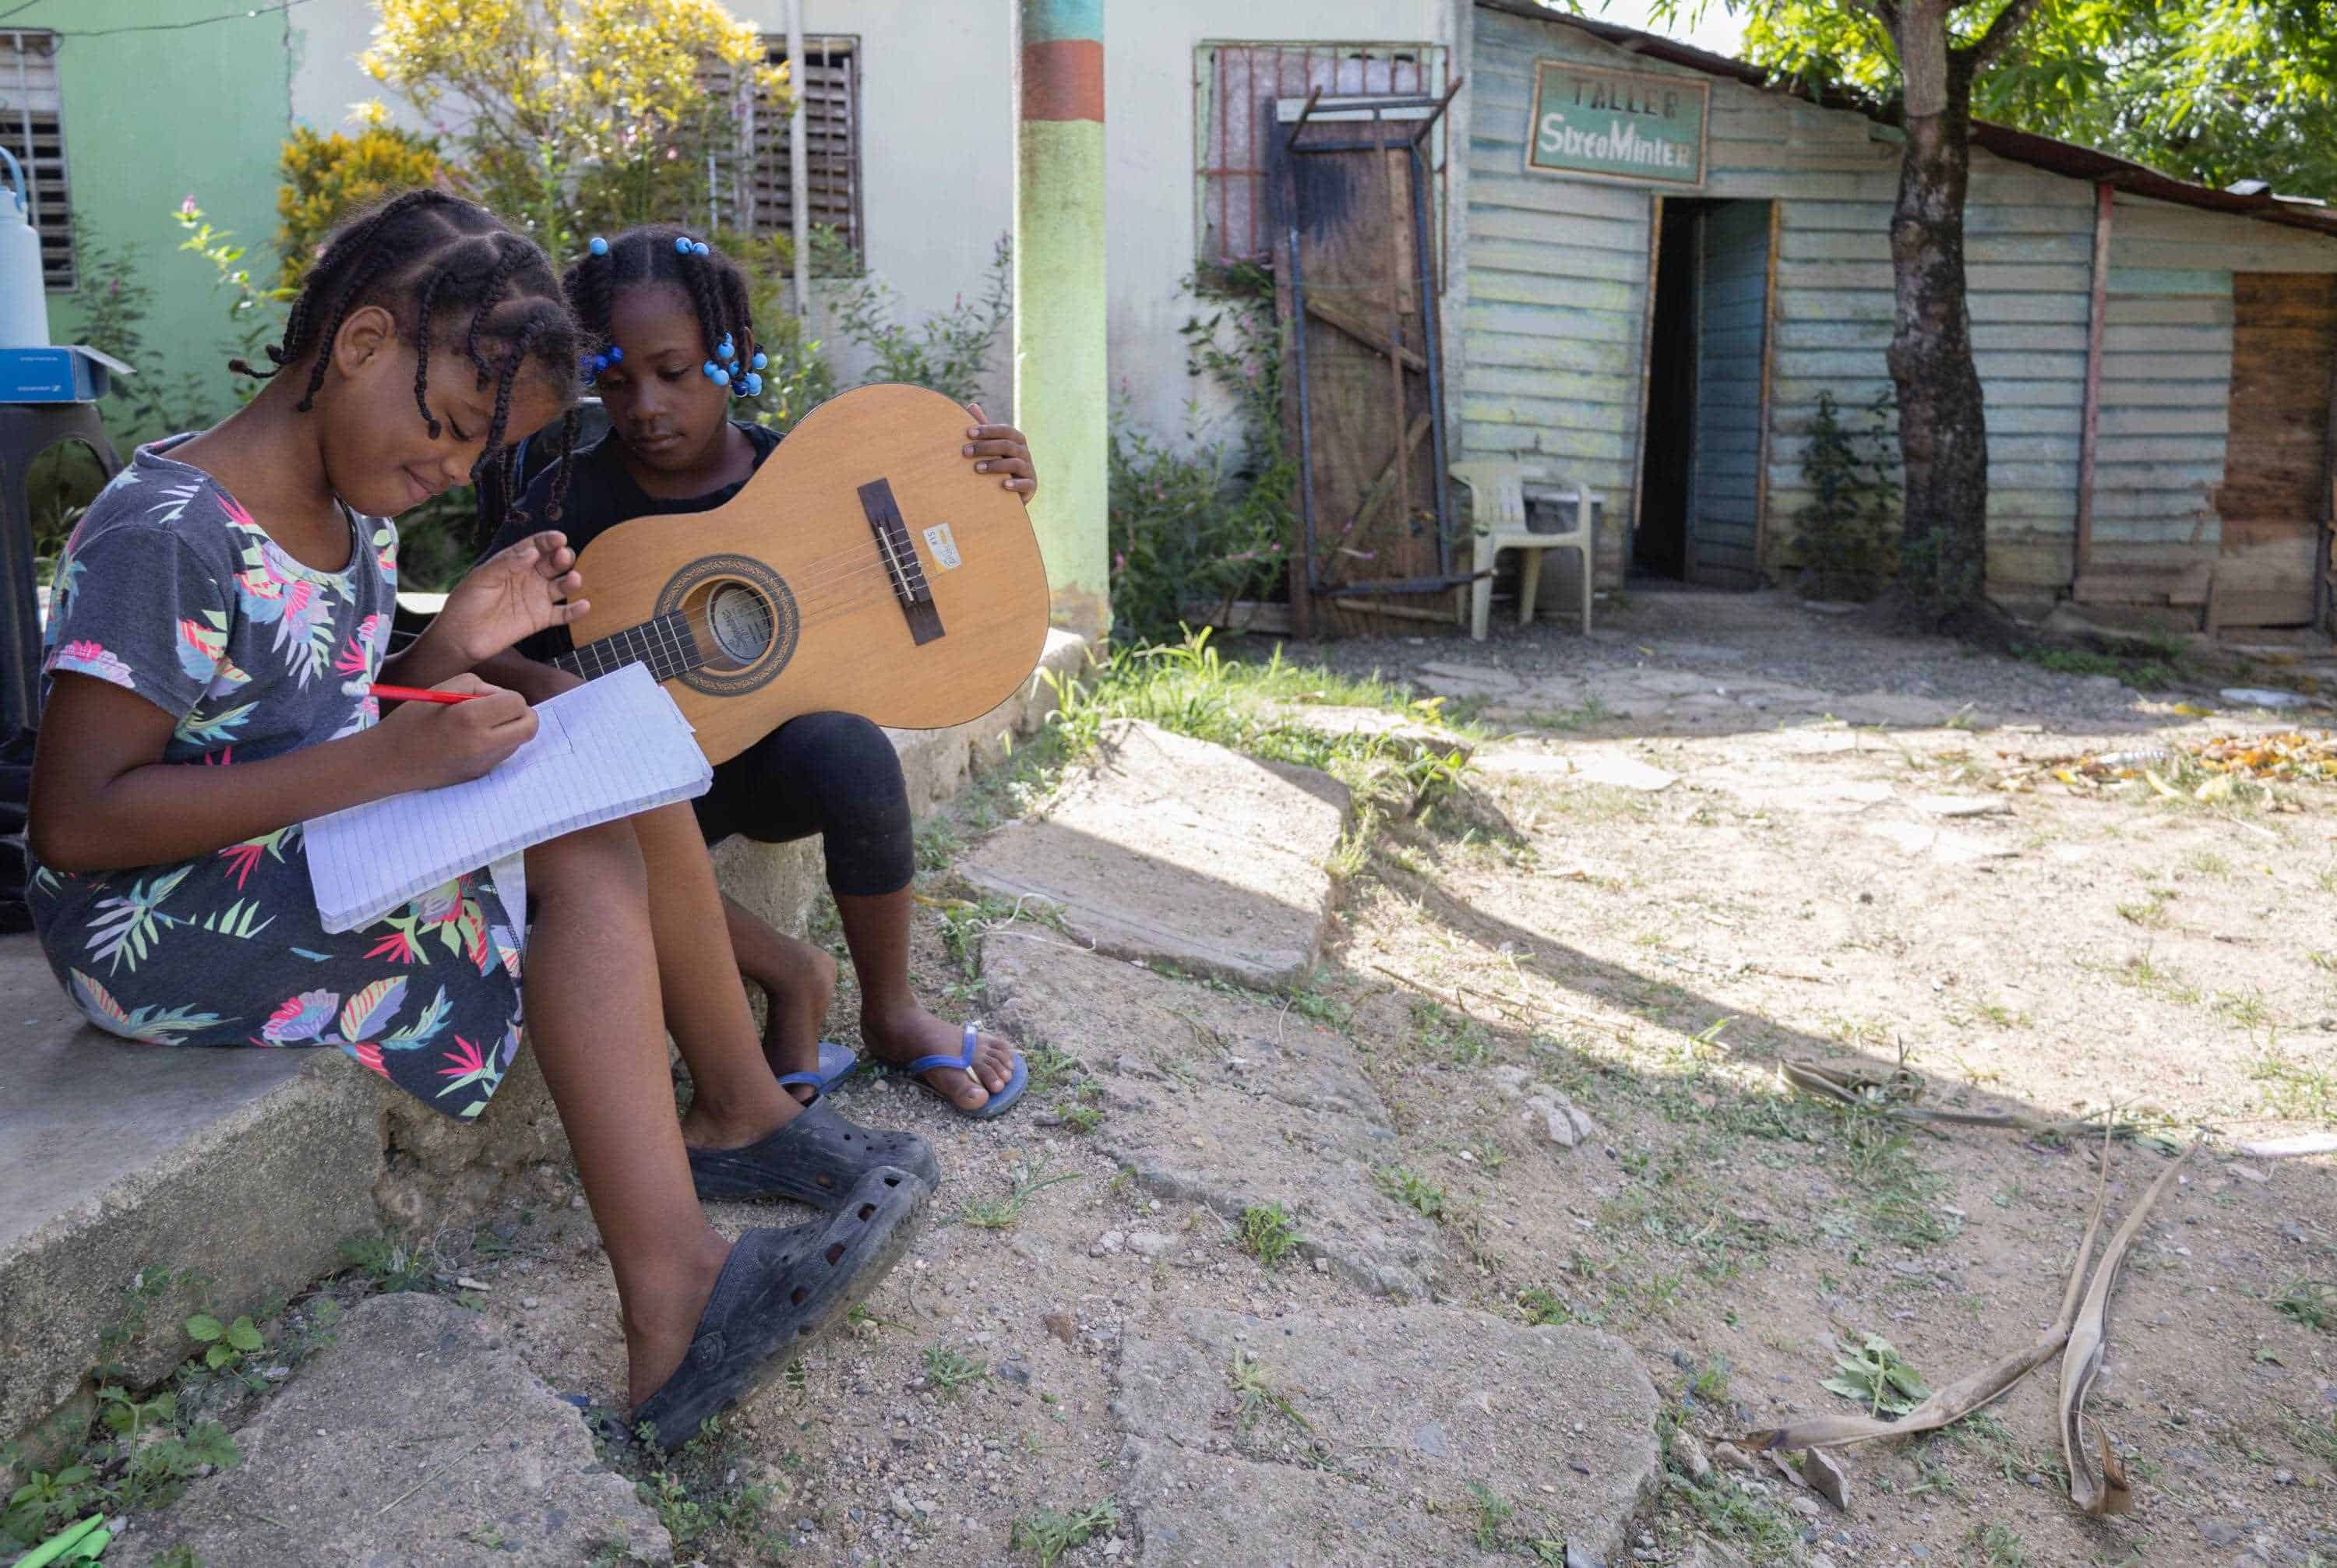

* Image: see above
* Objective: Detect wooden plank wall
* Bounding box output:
[1687,199,1771,584]
[1462,7,2337,608]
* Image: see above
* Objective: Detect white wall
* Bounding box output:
[1107,0,1457,448]
[291,0,1458,448]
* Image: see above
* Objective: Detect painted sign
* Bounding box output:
[1526,62,1708,186]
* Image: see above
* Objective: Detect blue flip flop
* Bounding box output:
[894,1023,1028,1121]
[777,1038,862,1097]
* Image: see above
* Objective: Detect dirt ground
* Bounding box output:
[438,588,2336,1567]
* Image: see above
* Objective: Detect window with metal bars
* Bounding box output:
[704,36,863,264]
[1193,41,1448,271]
[0,30,72,291]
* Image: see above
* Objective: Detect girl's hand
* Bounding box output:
[374,675,538,789]
[962,403,1038,503]
[437,530,590,664]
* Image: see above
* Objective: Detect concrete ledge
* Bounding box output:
[0,629,1090,1448]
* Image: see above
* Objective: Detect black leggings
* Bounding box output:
[691,711,914,897]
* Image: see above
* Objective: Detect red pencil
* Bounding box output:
[368,684,484,706]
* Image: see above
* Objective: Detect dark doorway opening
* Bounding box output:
[1635,199,1704,580]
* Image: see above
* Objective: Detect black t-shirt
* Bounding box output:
[488,420,780,663]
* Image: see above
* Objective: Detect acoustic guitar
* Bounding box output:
[552,382,1051,766]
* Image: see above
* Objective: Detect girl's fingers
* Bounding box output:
[964,438,1028,458]
[553,597,592,624]
[975,456,1035,479]
[965,401,987,426]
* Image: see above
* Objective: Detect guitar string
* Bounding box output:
[562,549,946,673]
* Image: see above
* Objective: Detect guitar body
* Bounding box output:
[564,383,1050,766]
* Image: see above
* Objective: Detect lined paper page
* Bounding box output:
[306,664,710,932]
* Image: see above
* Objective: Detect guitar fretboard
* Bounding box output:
[552,611,702,684]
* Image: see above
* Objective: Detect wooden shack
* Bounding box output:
[1411,3,2337,635]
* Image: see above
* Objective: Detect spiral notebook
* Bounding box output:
[305,662,712,934]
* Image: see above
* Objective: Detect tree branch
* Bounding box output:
[1968,0,2046,70]
[1852,0,1902,30]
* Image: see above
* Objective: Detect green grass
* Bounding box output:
[955,1163,1083,1230]
[1374,1165,1448,1222]
[1228,1350,1312,1437]
[2014,641,2184,691]
[1237,1202,1303,1267]
[1465,1481,1514,1549]
[1009,1500,1120,1567]
[2275,1278,2337,1331]
[1971,1521,2032,1566]
[1517,1286,1573,1327]
[1409,998,1494,1066]
[2252,1044,2336,1126]
[920,1343,989,1397]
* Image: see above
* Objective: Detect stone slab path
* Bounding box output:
[1116,1307,1657,1568]
[112,1293,668,1567]
[982,929,1443,1301]
[961,720,1351,988]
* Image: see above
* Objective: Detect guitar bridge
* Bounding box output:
[857,477,943,647]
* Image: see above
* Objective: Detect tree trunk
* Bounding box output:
[1885,12,1990,624]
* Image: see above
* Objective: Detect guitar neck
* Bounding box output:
[551,610,703,684]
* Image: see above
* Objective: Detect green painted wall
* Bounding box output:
[12,0,292,431]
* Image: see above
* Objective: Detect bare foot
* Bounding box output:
[622,1228,732,1409]
[746,937,837,1101]
[861,1003,1017,1113]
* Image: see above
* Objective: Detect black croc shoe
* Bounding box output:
[686,1098,939,1207]
[631,1164,926,1450]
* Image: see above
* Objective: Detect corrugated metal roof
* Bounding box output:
[1475,0,2337,239]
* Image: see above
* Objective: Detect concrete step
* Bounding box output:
[0,629,1088,1450]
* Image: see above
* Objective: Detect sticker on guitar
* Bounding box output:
[921,523,962,571]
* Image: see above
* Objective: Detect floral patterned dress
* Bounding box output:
[25,439,524,1120]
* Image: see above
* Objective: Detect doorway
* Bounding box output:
[1634,197,1773,587]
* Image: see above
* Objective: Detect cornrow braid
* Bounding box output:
[545,406,581,523]
[235,187,590,547]
[294,243,403,413]
[464,235,535,386]
[407,263,453,438]
[561,224,761,399]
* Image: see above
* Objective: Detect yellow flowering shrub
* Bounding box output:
[276,118,447,287]
[361,0,790,253]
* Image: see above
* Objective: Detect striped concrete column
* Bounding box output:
[1013,0,1109,639]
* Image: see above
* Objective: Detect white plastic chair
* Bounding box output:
[1449,461,1595,640]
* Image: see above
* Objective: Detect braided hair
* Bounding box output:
[236,188,586,529]
[563,224,758,389]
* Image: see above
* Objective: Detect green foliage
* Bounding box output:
[276,116,447,287]
[1821,1333,1930,1417]
[184,1312,266,1372]
[829,233,1013,407]
[2275,1277,2337,1331]
[615,1415,784,1556]
[1790,389,1898,601]
[1374,1164,1448,1222]
[362,0,786,259]
[1009,1499,1119,1566]
[173,199,292,396]
[920,1342,989,1397]
[1111,263,1295,645]
[1237,1202,1303,1267]
[1978,4,2337,199]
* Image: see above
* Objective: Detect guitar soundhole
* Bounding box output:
[654,554,799,699]
[707,584,775,667]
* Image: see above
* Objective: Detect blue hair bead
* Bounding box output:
[693,241,710,256]
[749,351,768,371]
[676,235,694,255]
[605,345,622,364]
[587,235,609,256]
[704,362,725,382]
[744,372,763,396]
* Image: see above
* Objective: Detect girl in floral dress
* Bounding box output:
[24,191,930,1448]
